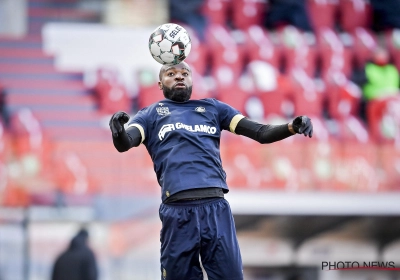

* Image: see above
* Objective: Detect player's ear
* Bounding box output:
[158,81,163,90]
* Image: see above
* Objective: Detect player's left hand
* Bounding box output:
[292,116,313,138]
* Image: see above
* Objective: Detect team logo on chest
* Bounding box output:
[195,106,206,113]
[156,105,170,116]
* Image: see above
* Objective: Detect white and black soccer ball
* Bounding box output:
[148,23,192,65]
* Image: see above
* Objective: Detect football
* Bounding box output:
[148,23,192,65]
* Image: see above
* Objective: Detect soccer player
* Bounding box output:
[109,62,313,280]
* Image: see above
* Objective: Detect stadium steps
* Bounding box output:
[0,37,103,141]
[0,73,83,81]
[6,87,89,95]
[0,57,54,64]
[0,79,87,90]
[0,36,43,48]
[0,0,134,203]
[0,64,65,73]
[0,48,52,59]
[27,1,101,34]
[7,93,94,106]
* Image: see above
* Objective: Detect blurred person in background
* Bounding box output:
[352,46,400,122]
[109,61,313,280]
[169,0,207,41]
[51,228,98,280]
[369,0,400,32]
[264,0,313,32]
[0,82,9,128]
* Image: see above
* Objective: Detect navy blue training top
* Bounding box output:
[127,98,244,202]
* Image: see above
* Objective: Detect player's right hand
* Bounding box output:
[292,115,313,138]
[109,111,130,137]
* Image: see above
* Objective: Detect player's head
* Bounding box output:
[158,62,192,102]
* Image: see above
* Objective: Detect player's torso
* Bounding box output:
[139,98,230,200]
[145,99,222,153]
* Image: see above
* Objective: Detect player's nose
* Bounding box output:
[175,72,184,80]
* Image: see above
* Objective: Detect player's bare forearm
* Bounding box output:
[112,126,141,152]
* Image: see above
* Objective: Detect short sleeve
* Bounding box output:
[214,99,245,133]
[126,107,149,143]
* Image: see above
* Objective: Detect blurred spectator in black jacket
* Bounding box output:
[264,0,313,32]
[370,0,400,31]
[0,83,9,128]
[51,229,98,280]
[169,0,207,41]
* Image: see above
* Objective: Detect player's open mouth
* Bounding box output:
[174,83,186,88]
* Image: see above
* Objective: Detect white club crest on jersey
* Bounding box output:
[156,106,170,116]
[195,106,206,113]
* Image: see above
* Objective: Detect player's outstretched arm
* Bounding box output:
[235,115,313,144]
[109,111,142,152]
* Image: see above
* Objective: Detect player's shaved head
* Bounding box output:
[159,62,191,80]
[158,61,193,102]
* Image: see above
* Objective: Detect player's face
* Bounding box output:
[159,63,193,102]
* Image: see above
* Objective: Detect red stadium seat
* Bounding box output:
[335,115,370,143]
[190,69,214,100]
[179,25,209,75]
[257,139,307,191]
[94,68,130,114]
[336,141,379,191]
[202,0,231,25]
[290,68,324,117]
[221,137,305,191]
[305,137,379,192]
[377,144,400,191]
[97,83,130,115]
[54,141,158,196]
[138,83,161,108]
[52,150,97,197]
[215,78,250,114]
[352,27,378,70]
[317,28,353,79]
[384,29,400,72]
[10,108,44,157]
[136,67,162,108]
[277,26,318,76]
[1,184,30,207]
[231,0,268,30]
[245,61,289,118]
[325,72,362,120]
[307,0,338,33]
[302,139,339,190]
[244,25,281,68]
[9,108,53,177]
[339,0,372,33]
[206,24,245,79]
[258,74,292,117]
[366,96,400,143]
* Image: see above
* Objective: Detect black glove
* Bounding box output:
[109,111,130,137]
[292,116,313,138]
